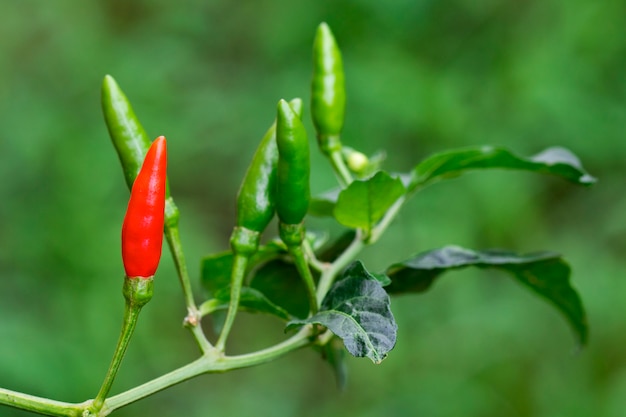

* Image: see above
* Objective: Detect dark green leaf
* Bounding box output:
[287,261,397,363]
[200,242,286,296]
[408,146,596,192]
[344,259,391,286]
[386,246,588,345]
[371,272,392,287]
[201,231,329,320]
[199,286,291,321]
[317,336,349,390]
[200,250,233,297]
[333,171,405,233]
[317,231,357,263]
[250,259,311,319]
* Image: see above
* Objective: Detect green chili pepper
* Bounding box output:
[235,130,277,237]
[102,75,152,189]
[101,75,179,228]
[217,99,303,350]
[311,22,346,155]
[276,99,310,228]
[276,99,317,314]
[236,98,303,236]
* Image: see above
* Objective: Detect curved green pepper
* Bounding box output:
[311,22,346,154]
[276,99,310,228]
[236,98,304,236]
[277,99,317,314]
[236,127,278,235]
[102,75,152,190]
[219,99,304,350]
[101,75,179,227]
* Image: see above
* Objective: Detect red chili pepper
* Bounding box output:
[121,136,167,278]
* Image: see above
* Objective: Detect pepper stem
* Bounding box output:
[163,213,213,354]
[0,389,84,417]
[280,222,318,314]
[163,209,196,311]
[319,134,352,187]
[91,277,152,412]
[216,227,261,351]
[291,244,319,315]
[215,253,249,351]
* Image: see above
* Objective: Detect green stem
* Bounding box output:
[369,196,405,244]
[0,327,316,417]
[164,224,196,311]
[329,149,353,187]
[215,253,249,351]
[188,324,214,354]
[101,357,209,415]
[320,134,352,187]
[302,239,328,273]
[103,327,313,414]
[289,244,319,314]
[164,224,213,353]
[316,230,365,301]
[0,388,84,417]
[92,301,142,411]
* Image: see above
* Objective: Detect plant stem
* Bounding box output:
[215,253,249,351]
[0,327,316,417]
[100,357,209,415]
[328,149,353,187]
[91,300,143,411]
[0,388,84,417]
[316,230,365,301]
[369,196,405,244]
[164,224,196,310]
[187,323,214,354]
[289,244,319,314]
[164,223,212,353]
[103,327,313,414]
[303,239,328,273]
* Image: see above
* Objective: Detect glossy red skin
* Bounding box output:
[122,136,167,278]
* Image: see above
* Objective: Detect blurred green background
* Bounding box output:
[0,0,624,416]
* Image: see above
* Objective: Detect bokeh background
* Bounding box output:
[1,1,625,416]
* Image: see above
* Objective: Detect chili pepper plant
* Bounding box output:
[0,22,594,417]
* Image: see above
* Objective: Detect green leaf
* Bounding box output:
[408,146,596,192]
[316,336,349,390]
[200,241,288,296]
[200,250,233,297]
[199,286,291,321]
[317,231,357,262]
[333,171,405,233]
[250,259,311,319]
[287,261,397,364]
[201,231,329,319]
[309,188,341,217]
[386,246,588,345]
[344,259,391,286]
[200,246,289,332]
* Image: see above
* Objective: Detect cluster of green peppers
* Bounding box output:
[219,23,349,340]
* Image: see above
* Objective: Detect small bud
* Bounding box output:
[346,150,369,173]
